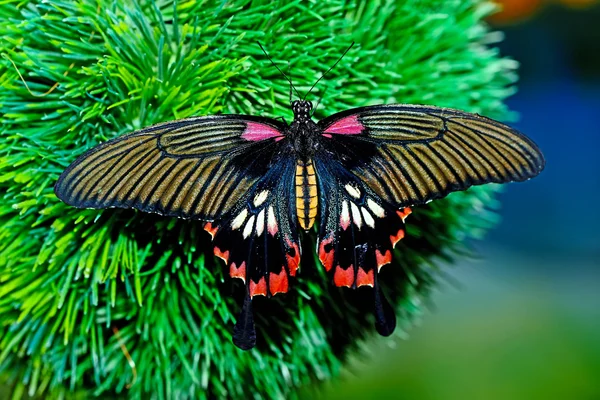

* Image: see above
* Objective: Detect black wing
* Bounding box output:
[55,115,286,220]
[318,104,545,208]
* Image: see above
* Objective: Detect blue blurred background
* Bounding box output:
[314,2,600,399]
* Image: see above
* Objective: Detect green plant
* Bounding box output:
[0,0,515,398]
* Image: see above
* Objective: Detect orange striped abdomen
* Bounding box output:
[295,159,318,230]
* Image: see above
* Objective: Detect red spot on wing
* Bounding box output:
[334,265,355,288]
[375,249,392,271]
[286,240,301,276]
[230,262,246,282]
[397,207,412,221]
[203,222,218,239]
[323,115,363,135]
[318,237,334,272]
[390,229,405,248]
[250,277,267,297]
[241,122,283,141]
[269,267,289,296]
[356,268,374,287]
[214,247,229,264]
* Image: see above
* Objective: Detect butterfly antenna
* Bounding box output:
[257,42,301,101]
[287,61,293,104]
[304,42,355,100]
[311,85,328,118]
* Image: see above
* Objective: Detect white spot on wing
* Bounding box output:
[340,201,350,230]
[267,206,278,235]
[361,207,375,228]
[351,203,362,229]
[243,215,255,239]
[345,184,361,199]
[253,190,269,207]
[367,199,385,218]
[231,209,248,230]
[256,209,265,236]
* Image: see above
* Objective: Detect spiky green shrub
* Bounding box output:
[0,0,515,398]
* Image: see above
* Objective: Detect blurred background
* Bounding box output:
[314,1,600,399]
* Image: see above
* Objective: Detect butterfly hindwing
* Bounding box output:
[204,154,301,349]
[54,115,286,220]
[318,104,545,209]
[314,154,412,335]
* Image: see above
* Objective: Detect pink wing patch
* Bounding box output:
[241,122,283,141]
[323,114,364,136]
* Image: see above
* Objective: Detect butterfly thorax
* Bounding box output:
[288,100,321,156]
[288,120,320,155]
[289,100,320,230]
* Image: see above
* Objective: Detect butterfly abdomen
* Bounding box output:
[295,159,318,230]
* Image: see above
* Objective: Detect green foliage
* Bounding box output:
[0,0,515,398]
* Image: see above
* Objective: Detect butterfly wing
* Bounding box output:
[55,115,300,350]
[55,115,285,220]
[314,104,545,334]
[318,104,545,208]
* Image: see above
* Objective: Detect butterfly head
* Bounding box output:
[292,100,313,122]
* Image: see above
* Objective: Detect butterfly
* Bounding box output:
[54,46,545,350]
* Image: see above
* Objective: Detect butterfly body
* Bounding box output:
[55,98,544,350]
[295,158,318,230]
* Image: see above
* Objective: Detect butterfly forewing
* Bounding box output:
[55,115,285,220]
[318,104,545,209]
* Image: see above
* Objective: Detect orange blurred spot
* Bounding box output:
[489,0,542,24]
